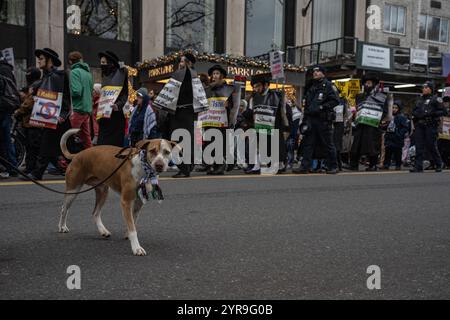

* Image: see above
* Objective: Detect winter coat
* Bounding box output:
[384,113,410,149]
[70,62,94,114]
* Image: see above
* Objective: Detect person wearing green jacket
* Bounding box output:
[68,51,94,149]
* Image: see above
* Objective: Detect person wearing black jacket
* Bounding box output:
[382,100,409,170]
[18,49,72,181]
[0,52,20,178]
[348,73,388,172]
[294,65,340,175]
[97,51,129,147]
[410,82,446,173]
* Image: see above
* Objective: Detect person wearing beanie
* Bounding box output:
[410,81,446,173]
[382,100,410,170]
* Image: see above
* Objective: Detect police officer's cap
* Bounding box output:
[311,65,326,74]
[422,81,435,92]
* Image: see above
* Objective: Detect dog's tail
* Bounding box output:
[60,129,81,160]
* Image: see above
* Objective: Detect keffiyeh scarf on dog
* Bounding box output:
[138,150,164,204]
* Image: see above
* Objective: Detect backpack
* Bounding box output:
[0,74,21,113]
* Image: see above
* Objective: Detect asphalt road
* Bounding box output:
[1,171,450,300]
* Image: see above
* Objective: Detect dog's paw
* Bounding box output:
[101,231,112,238]
[133,247,147,256]
[59,226,70,233]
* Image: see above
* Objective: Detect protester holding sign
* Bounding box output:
[348,73,388,172]
[154,53,209,178]
[246,73,289,175]
[97,51,129,147]
[26,48,71,181]
[200,64,237,175]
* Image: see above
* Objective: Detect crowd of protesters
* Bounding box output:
[1,49,450,181]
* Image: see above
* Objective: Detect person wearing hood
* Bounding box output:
[128,88,150,147]
[0,51,20,178]
[293,65,340,175]
[382,100,410,170]
[14,67,42,174]
[97,51,129,147]
[68,52,94,149]
[410,81,446,173]
[347,73,388,171]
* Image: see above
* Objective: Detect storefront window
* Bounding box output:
[165,0,215,53]
[246,0,285,57]
[0,0,26,26]
[66,0,132,41]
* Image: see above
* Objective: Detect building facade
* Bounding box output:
[1,0,449,92]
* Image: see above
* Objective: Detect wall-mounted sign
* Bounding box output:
[357,42,392,72]
[148,64,175,79]
[410,48,428,66]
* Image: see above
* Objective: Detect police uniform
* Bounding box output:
[411,92,446,172]
[295,71,340,174]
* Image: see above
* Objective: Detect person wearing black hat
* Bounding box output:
[97,51,129,147]
[14,67,43,175]
[293,65,340,175]
[154,52,208,178]
[246,73,290,174]
[382,100,410,170]
[22,48,72,181]
[410,81,446,173]
[346,72,388,172]
[201,64,236,175]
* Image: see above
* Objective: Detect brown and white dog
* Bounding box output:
[59,129,175,256]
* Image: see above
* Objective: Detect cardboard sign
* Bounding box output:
[153,78,182,112]
[192,78,209,112]
[270,51,285,80]
[440,117,450,141]
[254,105,277,135]
[356,103,383,128]
[198,97,229,128]
[97,86,122,120]
[1,48,15,69]
[30,89,63,130]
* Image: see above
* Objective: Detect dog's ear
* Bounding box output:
[136,140,152,150]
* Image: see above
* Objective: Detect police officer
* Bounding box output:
[294,65,339,174]
[410,81,446,173]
